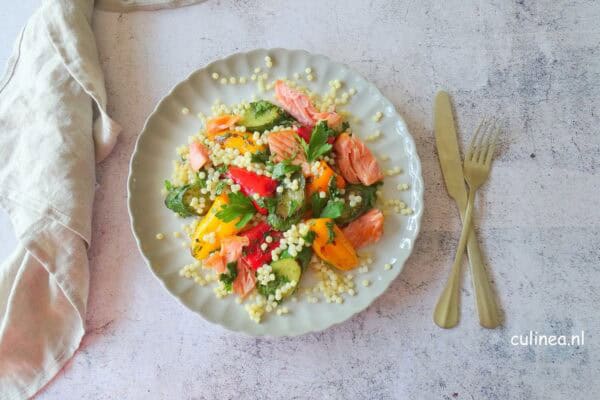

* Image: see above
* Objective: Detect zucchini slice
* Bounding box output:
[271,259,302,286]
[239,100,294,132]
[164,183,209,217]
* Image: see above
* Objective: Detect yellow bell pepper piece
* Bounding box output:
[207,131,265,155]
[191,194,241,260]
[306,160,346,197]
[309,218,359,271]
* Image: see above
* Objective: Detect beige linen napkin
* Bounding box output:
[0,0,205,397]
[0,0,119,398]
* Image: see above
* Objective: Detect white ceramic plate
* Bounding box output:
[128,48,423,336]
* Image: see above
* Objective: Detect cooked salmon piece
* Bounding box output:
[274,80,340,128]
[220,236,249,263]
[203,251,227,274]
[206,114,240,134]
[342,209,384,249]
[333,133,384,186]
[189,141,210,171]
[202,235,249,274]
[233,259,256,298]
[267,130,310,174]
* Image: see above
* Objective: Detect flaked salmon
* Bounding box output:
[274,80,340,128]
[267,130,310,174]
[189,142,210,171]
[342,209,384,249]
[206,114,240,134]
[233,259,256,298]
[202,235,249,274]
[334,133,384,186]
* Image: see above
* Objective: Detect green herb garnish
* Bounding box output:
[320,199,345,219]
[303,230,316,245]
[339,121,350,133]
[257,272,289,299]
[310,192,327,216]
[214,180,227,195]
[267,212,301,232]
[251,150,271,164]
[326,221,336,244]
[300,121,334,162]
[219,261,238,291]
[271,160,301,179]
[215,192,256,229]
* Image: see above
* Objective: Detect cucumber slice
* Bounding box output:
[276,175,305,218]
[239,101,294,132]
[271,259,302,285]
[164,183,209,217]
[280,246,313,270]
[266,174,305,231]
[256,259,302,299]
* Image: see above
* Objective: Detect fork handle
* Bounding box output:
[464,220,502,329]
[433,189,476,328]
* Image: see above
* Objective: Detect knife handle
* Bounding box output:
[460,210,502,328]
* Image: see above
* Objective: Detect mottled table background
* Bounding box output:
[1,1,599,399]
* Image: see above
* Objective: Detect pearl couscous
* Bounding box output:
[160,57,413,323]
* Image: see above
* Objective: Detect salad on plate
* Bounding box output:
[161,68,409,323]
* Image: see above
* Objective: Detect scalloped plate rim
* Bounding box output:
[127,48,424,337]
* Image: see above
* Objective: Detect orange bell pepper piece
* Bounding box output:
[309,218,359,271]
[306,161,345,196]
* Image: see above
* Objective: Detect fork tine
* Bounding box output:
[473,119,490,162]
[478,119,496,163]
[466,119,485,161]
[485,125,500,166]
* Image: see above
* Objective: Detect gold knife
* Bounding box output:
[433,91,501,329]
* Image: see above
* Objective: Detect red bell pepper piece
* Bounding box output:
[239,222,282,270]
[297,126,312,143]
[227,166,278,214]
[227,166,277,197]
[239,222,271,249]
[297,125,335,145]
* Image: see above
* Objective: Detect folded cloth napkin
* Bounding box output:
[0,0,206,397]
[96,0,202,12]
[0,0,119,398]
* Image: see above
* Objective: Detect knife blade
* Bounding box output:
[434,91,501,328]
[434,91,467,209]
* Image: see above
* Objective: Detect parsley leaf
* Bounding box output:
[326,221,336,244]
[257,272,289,299]
[310,192,327,217]
[251,150,270,164]
[328,175,341,198]
[271,160,301,179]
[267,212,301,232]
[303,230,316,245]
[301,121,334,162]
[215,192,256,229]
[280,246,313,270]
[219,261,238,291]
[320,199,345,219]
[164,180,173,191]
[214,180,227,195]
[253,100,273,116]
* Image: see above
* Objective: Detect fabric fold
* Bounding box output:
[95,0,204,13]
[0,0,113,398]
[0,0,206,397]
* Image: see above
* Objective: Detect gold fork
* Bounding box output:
[434,119,500,329]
